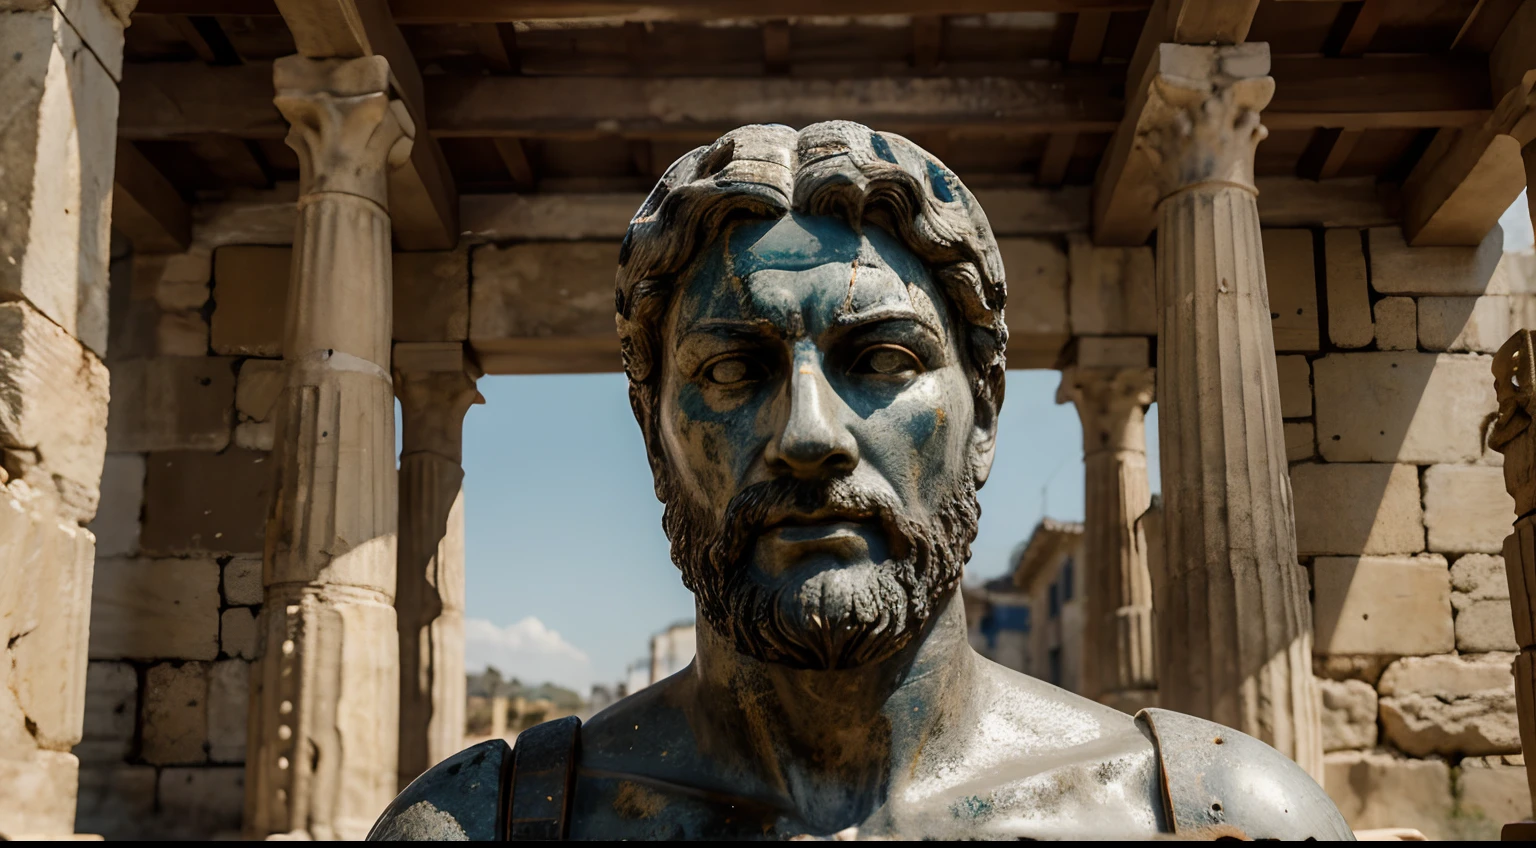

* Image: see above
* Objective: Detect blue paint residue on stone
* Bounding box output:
[870,133,898,164]
[926,161,955,203]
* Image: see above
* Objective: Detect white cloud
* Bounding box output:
[464,617,593,691]
[1502,189,1533,253]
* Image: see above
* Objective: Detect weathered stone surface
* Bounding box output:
[89,557,219,660]
[1318,678,1377,751]
[1291,463,1424,556]
[1458,756,1533,837]
[1324,750,1454,840]
[139,450,272,555]
[1452,553,1517,652]
[233,420,274,451]
[76,661,136,764]
[1075,336,1148,369]
[471,242,613,342]
[142,662,209,765]
[0,750,82,836]
[1424,465,1515,554]
[207,659,248,764]
[75,764,157,840]
[394,250,469,342]
[0,302,110,512]
[1000,238,1069,367]
[220,606,256,660]
[1263,229,1320,352]
[1313,654,1390,685]
[158,766,245,838]
[132,249,212,312]
[1489,246,1536,294]
[1378,652,1520,757]
[0,7,120,357]
[1372,296,1417,351]
[89,453,143,557]
[0,484,97,750]
[1066,234,1156,336]
[1419,294,1536,353]
[1324,228,1373,349]
[235,358,284,423]
[211,246,290,356]
[1312,555,1452,656]
[1313,353,1497,464]
[156,310,209,357]
[222,553,262,606]
[1276,355,1311,418]
[106,357,235,453]
[1369,225,1504,295]
[1284,421,1315,462]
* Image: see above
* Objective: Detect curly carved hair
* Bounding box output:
[614,121,1009,486]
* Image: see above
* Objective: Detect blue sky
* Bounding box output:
[458,369,1159,691]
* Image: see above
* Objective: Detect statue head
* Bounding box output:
[616,122,1007,671]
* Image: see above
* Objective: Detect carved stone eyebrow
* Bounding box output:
[678,318,784,342]
[833,304,944,340]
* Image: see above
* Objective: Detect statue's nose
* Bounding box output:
[764,353,859,479]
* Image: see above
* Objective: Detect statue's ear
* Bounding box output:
[970,388,1000,488]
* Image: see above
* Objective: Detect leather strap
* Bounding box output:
[504,715,582,841]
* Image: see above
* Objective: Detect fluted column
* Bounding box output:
[1142,43,1322,779]
[1058,366,1157,711]
[394,342,481,789]
[246,55,415,840]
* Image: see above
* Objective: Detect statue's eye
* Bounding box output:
[704,357,754,385]
[853,345,921,377]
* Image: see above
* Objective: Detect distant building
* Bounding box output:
[967,519,1086,694]
[650,620,697,683]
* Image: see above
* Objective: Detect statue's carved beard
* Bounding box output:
[662,474,980,670]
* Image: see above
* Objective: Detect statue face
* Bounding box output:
[656,213,983,669]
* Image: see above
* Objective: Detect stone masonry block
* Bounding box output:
[1312,555,1452,656]
[1458,757,1533,838]
[106,357,235,453]
[158,766,245,838]
[235,358,284,423]
[999,239,1068,367]
[220,607,256,660]
[76,661,135,764]
[140,450,272,555]
[142,662,208,765]
[0,484,96,750]
[89,557,219,660]
[89,453,143,557]
[1075,336,1148,369]
[1373,297,1417,351]
[132,249,211,312]
[1313,353,1496,464]
[208,659,248,764]
[211,246,290,356]
[1291,463,1424,556]
[1419,295,1536,353]
[394,249,469,342]
[1378,652,1520,757]
[1066,234,1156,336]
[1276,355,1311,418]
[75,764,156,840]
[0,750,83,837]
[1324,751,1453,840]
[156,310,209,357]
[1284,421,1315,462]
[1424,465,1514,554]
[222,553,262,606]
[1318,678,1377,751]
[1262,229,1319,352]
[233,420,274,451]
[472,241,613,341]
[0,301,110,514]
[0,8,119,356]
[1369,225,1503,295]
[1324,228,1373,349]
[1452,554,1517,652]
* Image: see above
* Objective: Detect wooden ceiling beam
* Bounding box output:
[1039,11,1111,186]
[133,0,1153,19]
[1403,2,1536,246]
[273,0,459,249]
[112,140,192,253]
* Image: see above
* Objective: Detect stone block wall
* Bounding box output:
[1279,226,1534,839]
[74,245,273,840]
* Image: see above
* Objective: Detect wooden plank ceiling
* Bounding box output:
[114,0,1527,250]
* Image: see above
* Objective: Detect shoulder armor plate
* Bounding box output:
[368,739,511,841]
[1136,708,1354,841]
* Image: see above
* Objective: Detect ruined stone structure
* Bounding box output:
[0,0,1532,840]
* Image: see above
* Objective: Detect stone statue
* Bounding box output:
[368,122,1352,841]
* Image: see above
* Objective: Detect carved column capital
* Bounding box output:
[1058,366,1156,456]
[274,55,415,206]
[393,342,483,464]
[1137,43,1274,201]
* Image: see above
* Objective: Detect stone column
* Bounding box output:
[1057,364,1157,712]
[0,0,131,837]
[1142,44,1323,779]
[246,55,414,841]
[394,342,480,789]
